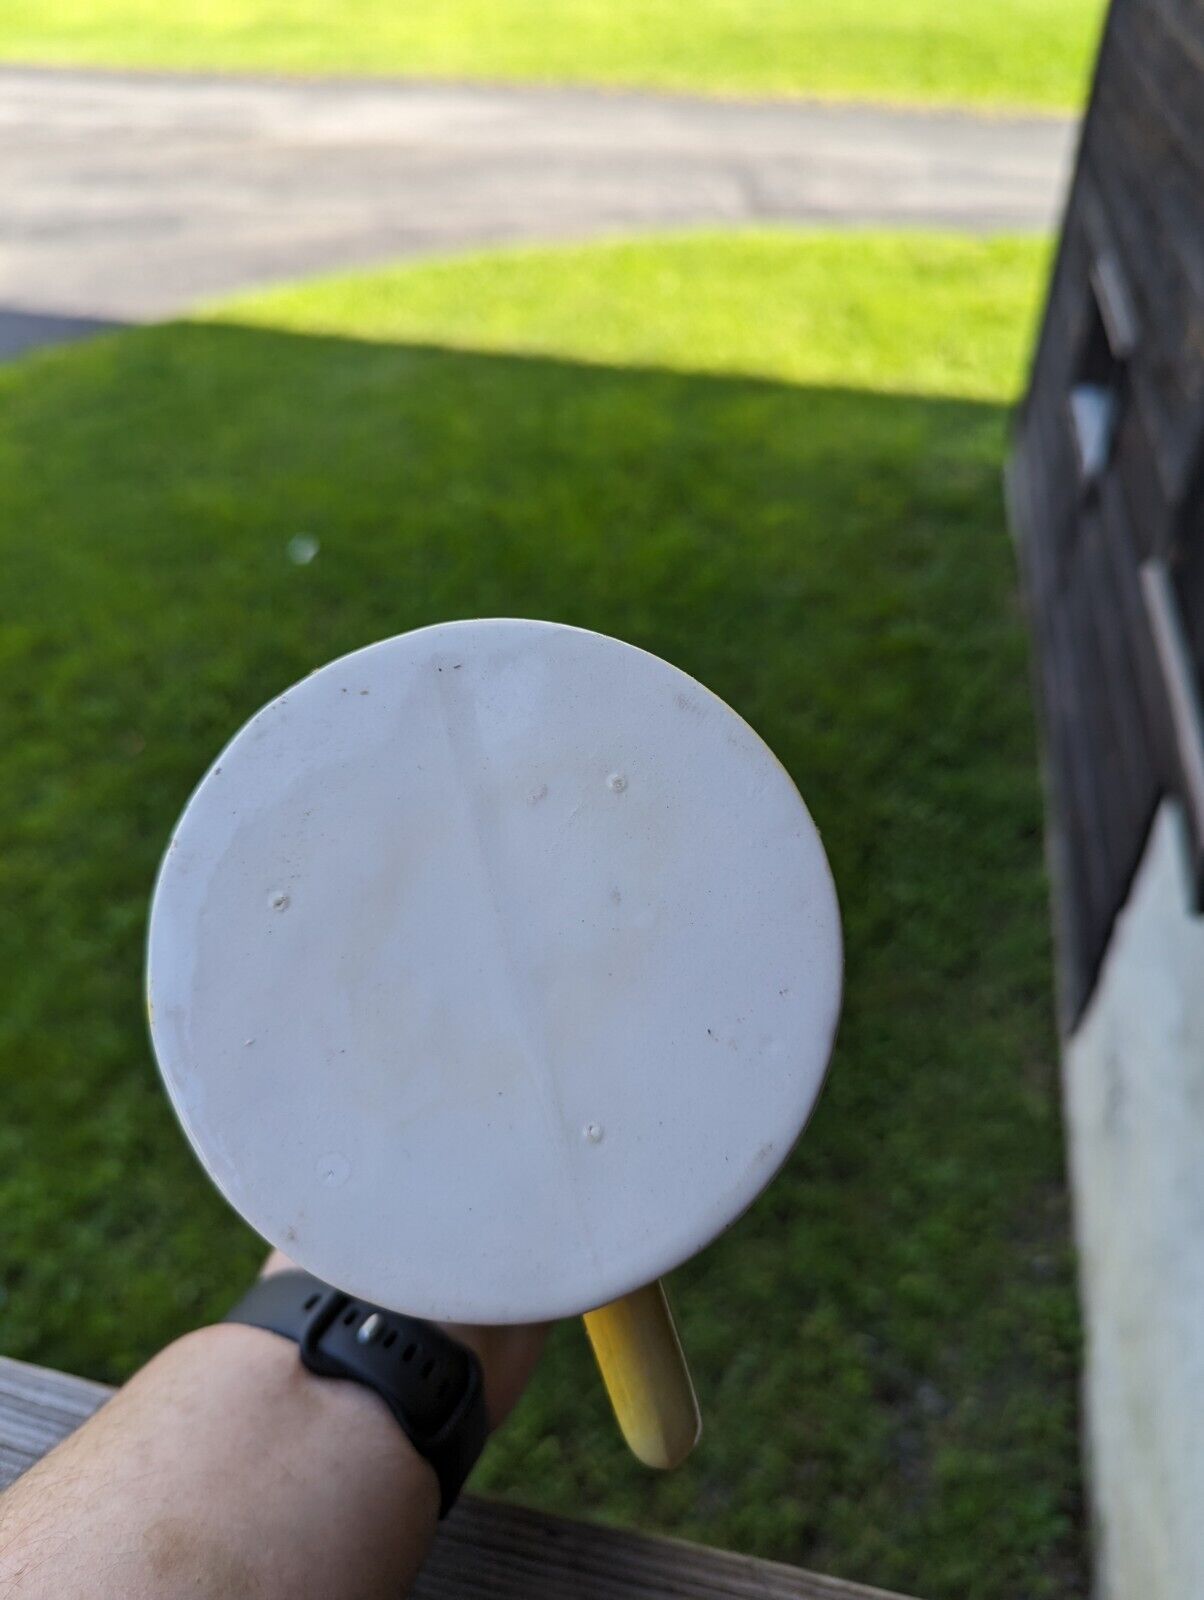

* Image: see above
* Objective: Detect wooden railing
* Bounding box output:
[0,1355,916,1600]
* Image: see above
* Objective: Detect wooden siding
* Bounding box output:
[1008,0,1204,1028]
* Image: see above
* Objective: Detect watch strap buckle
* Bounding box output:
[297,1287,349,1376]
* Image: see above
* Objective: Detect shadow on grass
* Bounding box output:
[0,306,128,362]
[0,321,1081,1600]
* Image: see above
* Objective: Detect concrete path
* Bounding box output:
[0,66,1076,358]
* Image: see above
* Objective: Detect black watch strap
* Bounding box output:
[225,1269,487,1517]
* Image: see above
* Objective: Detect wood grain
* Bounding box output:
[1006,0,1204,1026]
[0,1355,917,1600]
[1141,560,1204,893]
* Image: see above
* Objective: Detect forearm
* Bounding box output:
[0,1322,440,1600]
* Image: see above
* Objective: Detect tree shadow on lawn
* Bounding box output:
[0,321,1082,1600]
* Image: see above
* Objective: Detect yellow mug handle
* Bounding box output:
[582,1278,702,1468]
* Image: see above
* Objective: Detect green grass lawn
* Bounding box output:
[0,231,1080,1599]
[0,0,1103,112]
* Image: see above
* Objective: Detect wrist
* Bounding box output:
[223,1267,490,1517]
[6,1316,443,1600]
[176,1321,442,1522]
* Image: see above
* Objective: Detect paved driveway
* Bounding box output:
[0,66,1075,356]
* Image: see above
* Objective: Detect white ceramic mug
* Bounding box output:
[147,619,842,1465]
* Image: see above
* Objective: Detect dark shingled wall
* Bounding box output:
[1007,0,1204,1030]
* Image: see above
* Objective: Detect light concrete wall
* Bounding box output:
[1064,800,1204,1600]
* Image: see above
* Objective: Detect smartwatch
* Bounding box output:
[225,1269,488,1517]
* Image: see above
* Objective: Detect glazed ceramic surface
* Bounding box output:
[147,620,842,1322]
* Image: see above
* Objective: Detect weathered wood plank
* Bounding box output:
[428,1501,916,1600]
[1170,464,1204,674]
[1047,585,1114,939]
[1111,394,1173,561]
[0,1356,917,1600]
[1076,512,1152,837]
[1141,561,1204,896]
[1076,508,1165,949]
[1083,125,1202,382]
[1010,484,1098,1028]
[0,1358,111,1490]
[1080,142,1200,506]
[1142,0,1204,79]
[1013,375,1079,602]
[1006,0,1204,1025]
[1085,43,1204,485]
[1098,470,1175,788]
[1115,0,1204,179]
[1028,600,1101,1010]
[1004,447,1100,1031]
